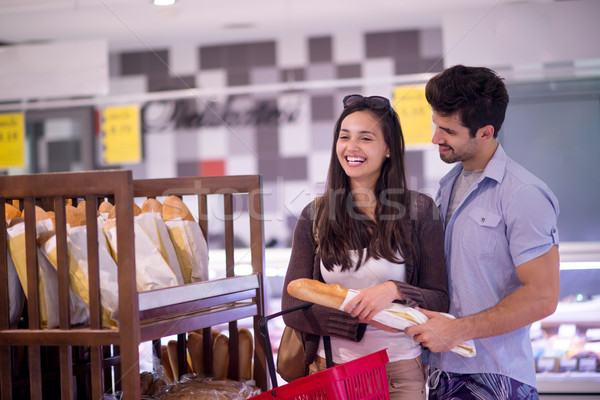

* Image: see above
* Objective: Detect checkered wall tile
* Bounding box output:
[115,28,445,246]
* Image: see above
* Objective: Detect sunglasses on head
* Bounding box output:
[342,94,396,118]
[343,94,392,111]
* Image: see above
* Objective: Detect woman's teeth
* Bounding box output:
[346,156,365,166]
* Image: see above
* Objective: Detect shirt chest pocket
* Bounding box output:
[461,207,502,255]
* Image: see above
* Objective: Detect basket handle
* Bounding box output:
[258,303,312,389]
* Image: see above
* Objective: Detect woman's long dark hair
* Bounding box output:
[316,97,414,271]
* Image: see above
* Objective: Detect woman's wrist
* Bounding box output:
[386,280,403,301]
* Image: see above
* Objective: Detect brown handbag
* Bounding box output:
[276,325,308,382]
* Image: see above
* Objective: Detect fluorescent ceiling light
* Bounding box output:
[154,0,176,5]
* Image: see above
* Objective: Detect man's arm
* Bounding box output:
[405,245,559,352]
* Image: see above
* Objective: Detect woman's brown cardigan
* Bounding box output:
[281,191,448,364]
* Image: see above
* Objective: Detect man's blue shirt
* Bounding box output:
[428,144,559,387]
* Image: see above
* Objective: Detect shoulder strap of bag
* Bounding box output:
[313,196,322,248]
[313,196,334,369]
[323,335,333,368]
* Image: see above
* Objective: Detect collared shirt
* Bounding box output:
[428,144,559,387]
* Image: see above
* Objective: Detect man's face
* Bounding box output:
[431,111,480,168]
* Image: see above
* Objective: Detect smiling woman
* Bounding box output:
[336,111,390,197]
[280,94,448,400]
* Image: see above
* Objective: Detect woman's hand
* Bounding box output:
[343,281,401,321]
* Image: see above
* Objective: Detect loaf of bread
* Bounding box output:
[187,331,204,375]
[163,195,195,222]
[8,217,24,227]
[140,371,154,395]
[66,204,86,227]
[98,201,114,216]
[288,278,477,358]
[4,203,21,221]
[212,333,230,380]
[161,345,175,383]
[147,377,166,396]
[141,198,163,215]
[288,278,417,321]
[36,230,55,247]
[21,205,52,223]
[167,339,180,381]
[287,278,348,309]
[108,203,141,220]
[154,379,259,399]
[288,278,426,323]
[238,328,253,381]
[211,329,221,343]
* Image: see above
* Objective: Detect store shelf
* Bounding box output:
[541,298,600,329]
[537,372,600,394]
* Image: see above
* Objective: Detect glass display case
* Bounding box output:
[535,242,600,398]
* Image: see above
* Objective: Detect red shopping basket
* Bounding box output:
[253,304,390,400]
[251,349,390,400]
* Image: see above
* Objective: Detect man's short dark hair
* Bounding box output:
[425,65,509,138]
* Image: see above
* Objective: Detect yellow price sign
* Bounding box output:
[0,113,25,169]
[102,105,141,164]
[393,85,432,145]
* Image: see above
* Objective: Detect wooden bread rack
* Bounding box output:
[0,170,267,399]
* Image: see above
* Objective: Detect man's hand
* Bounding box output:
[343,281,400,321]
[404,308,466,352]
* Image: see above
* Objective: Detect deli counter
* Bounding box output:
[535,242,600,398]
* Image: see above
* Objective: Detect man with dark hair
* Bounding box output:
[405,65,560,399]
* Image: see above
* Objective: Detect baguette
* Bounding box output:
[147,377,166,396]
[22,205,52,223]
[36,230,56,247]
[287,278,348,310]
[141,198,163,215]
[212,333,229,380]
[140,371,154,395]
[163,195,195,222]
[385,309,421,325]
[108,203,142,220]
[98,201,114,215]
[238,328,253,381]
[66,204,86,227]
[187,331,204,375]
[167,339,180,380]
[161,345,175,383]
[287,278,420,323]
[288,279,477,358]
[8,216,24,227]
[4,203,21,222]
[211,329,221,344]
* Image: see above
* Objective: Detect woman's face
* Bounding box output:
[336,110,389,190]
